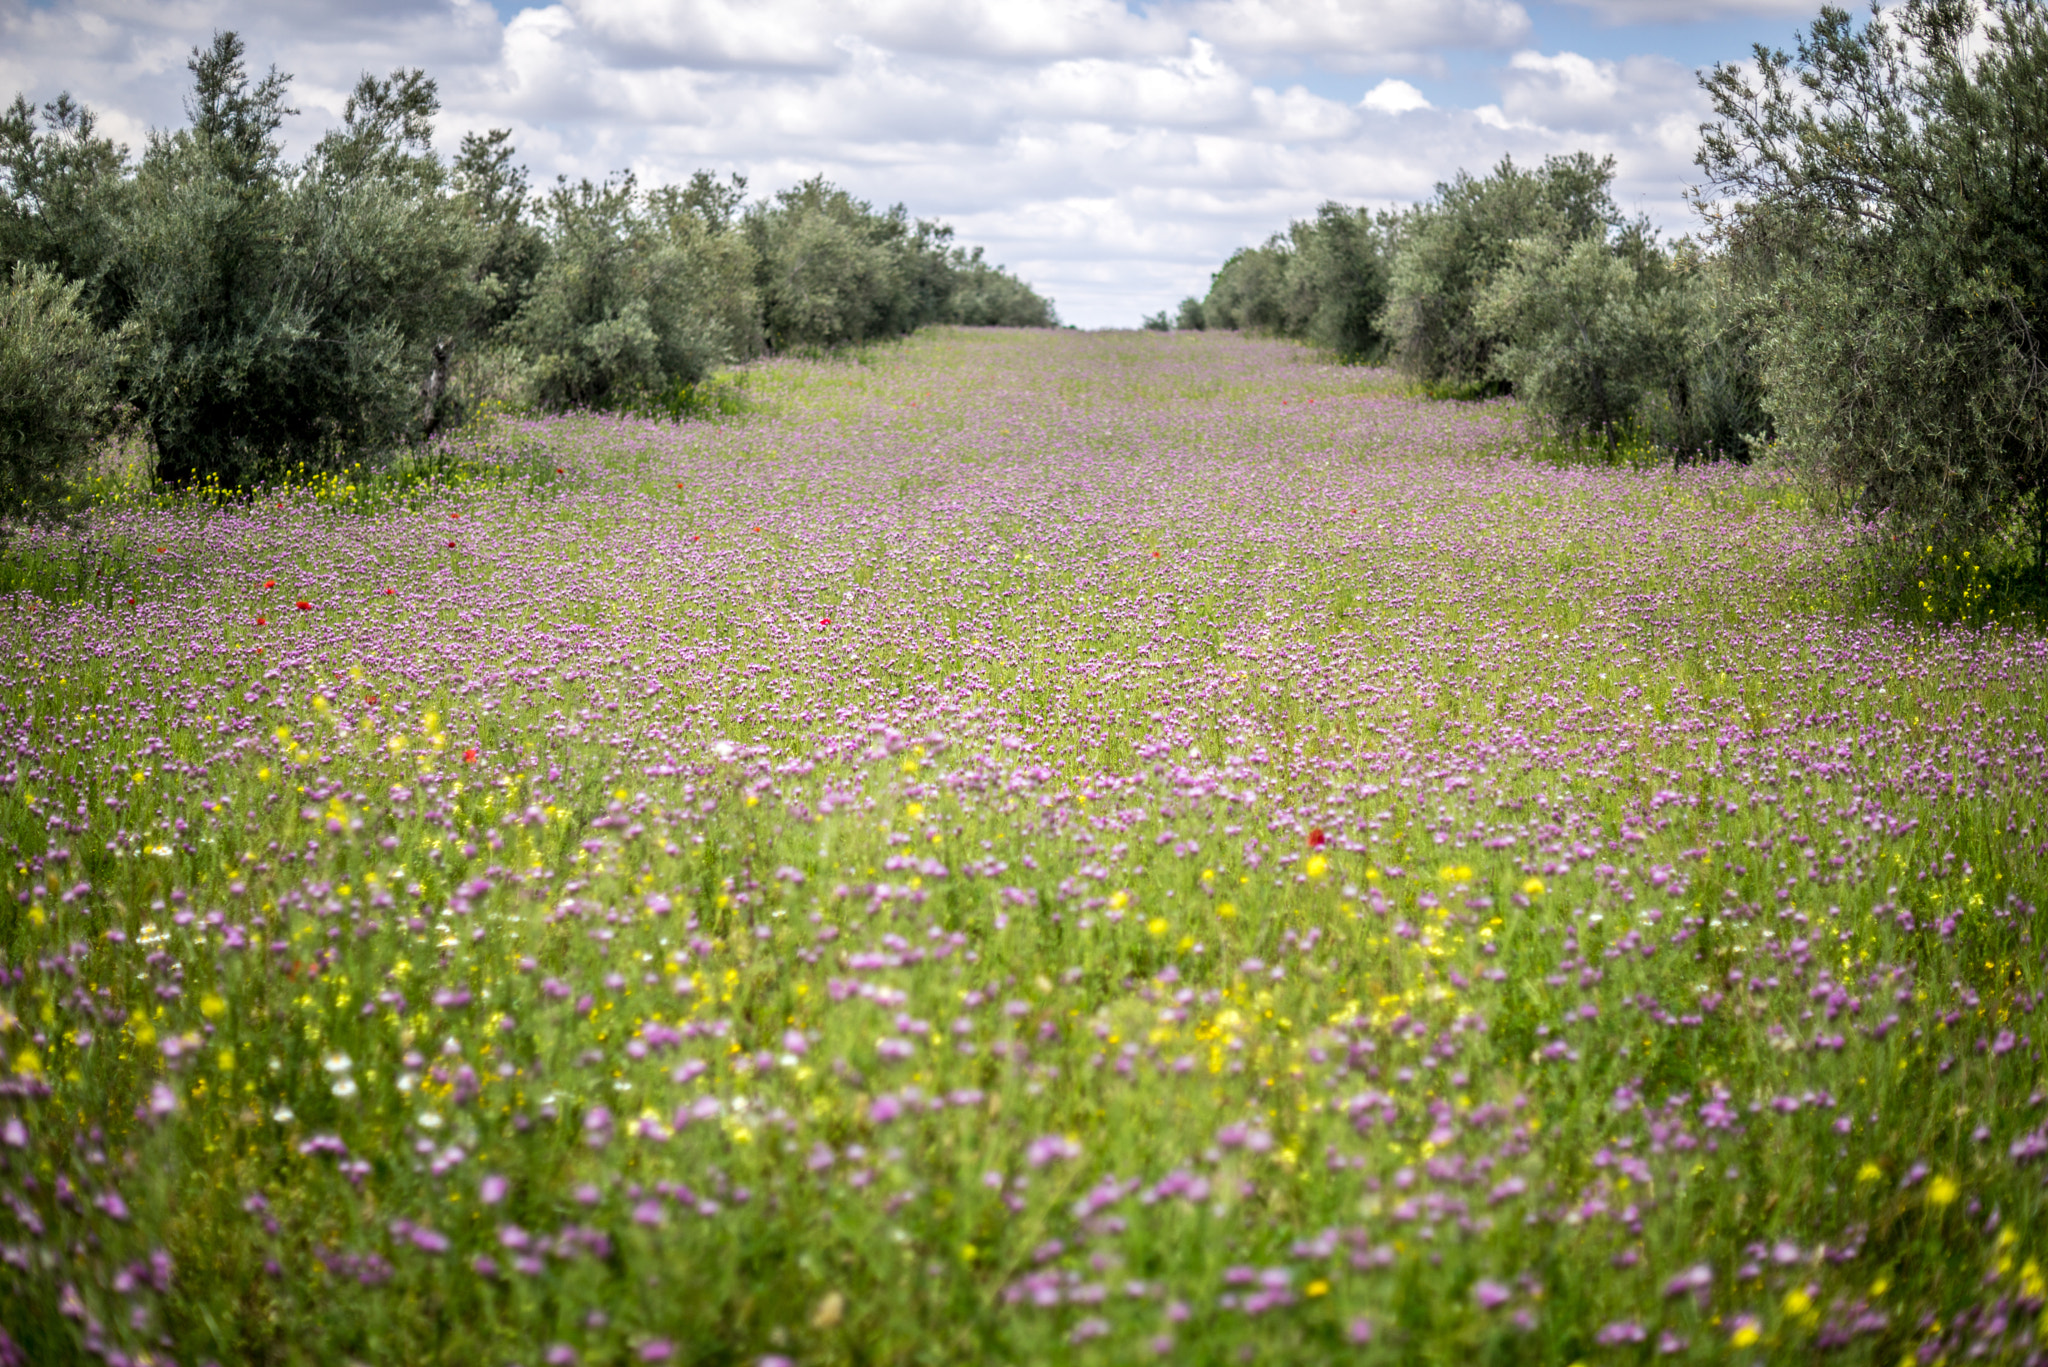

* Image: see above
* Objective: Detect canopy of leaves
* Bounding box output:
[1699,0,2048,564]
[514,175,749,410]
[115,34,479,487]
[1381,152,1622,386]
[0,263,122,513]
[1476,230,1766,455]
[0,32,1057,494]
[1194,203,1392,359]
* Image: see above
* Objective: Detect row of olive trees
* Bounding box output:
[0,33,1056,506]
[1170,0,2048,575]
[1169,201,1393,361]
[1168,154,1765,460]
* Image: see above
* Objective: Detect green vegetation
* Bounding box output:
[1699,0,2048,581]
[0,33,1056,502]
[1173,0,2048,599]
[1,329,2043,1365]
[1184,201,1393,361]
[0,263,124,515]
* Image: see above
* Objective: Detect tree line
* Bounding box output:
[0,32,1056,505]
[1162,0,2048,581]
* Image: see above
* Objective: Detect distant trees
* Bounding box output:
[0,32,1056,503]
[1180,155,1768,460]
[512,174,745,412]
[1383,153,1619,392]
[1188,203,1394,360]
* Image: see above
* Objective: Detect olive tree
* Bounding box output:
[1699,0,2048,572]
[117,35,480,486]
[514,175,743,410]
[1201,243,1289,333]
[1275,203,1393,360]
[1380,153,1621,388]
[0,264,122,512]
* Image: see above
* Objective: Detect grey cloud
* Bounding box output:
[1556,0,1815,22]
[1171,0,1532,55]
[563,0,1185,71]
[0,0,1728,326]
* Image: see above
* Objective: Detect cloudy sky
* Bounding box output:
[1,0,1821,327]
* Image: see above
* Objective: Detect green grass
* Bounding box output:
[1,327,2045,1367]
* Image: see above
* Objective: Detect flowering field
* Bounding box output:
[4,328,2047,1366]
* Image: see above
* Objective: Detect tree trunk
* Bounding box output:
[419,337,453,439]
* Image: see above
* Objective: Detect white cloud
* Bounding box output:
[1494,48,1709,183]
[1172,0,1530,59]
[0,0,1742,326]
[1556,0,1816,22]
[566,0,1184,68]
[1361,78,1431,114]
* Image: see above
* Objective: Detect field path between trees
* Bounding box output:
[5,328,2047,1365]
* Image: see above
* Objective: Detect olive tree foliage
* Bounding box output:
[0,96,129,510]
[1201,243,1289,333]
[0,265,122,513]
[1474,232,1671,434]
[1380,153,1622,387]
[1275,203,1393,359]
[945,247,1058,328]
[1195,204,1394,358]
[743,179,941,350]
[0,93,128,310]
[1635,249,1770,459]
[1698,0,2048,570]
[451,128,547,337]
[1472,231,1767,454]
[117,36,480,486]
[513,174,755,410]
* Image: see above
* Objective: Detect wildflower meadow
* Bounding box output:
[4,328,2046,1366]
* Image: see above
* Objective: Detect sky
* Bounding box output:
[0,0,1825,328]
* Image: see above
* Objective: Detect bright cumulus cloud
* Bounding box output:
[1360,79,1432,115]
[0,0,1818,325]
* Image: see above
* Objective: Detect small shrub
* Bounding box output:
[0,262,121,514]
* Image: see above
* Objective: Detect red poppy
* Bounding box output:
[383,588,395,596]
[446,540,457,548]
[821,615,832,625]
[264,579,276,588]
[366,694,379,706]
[449,513,460,521]
[255,616,267,626]
[296,601,311,611]
[1308,827,1327,848]
[555,467,564,474]
[126,597,136,605]
[753,525,763,533]
[462,749,478,763]
[1151,551,1161,559]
